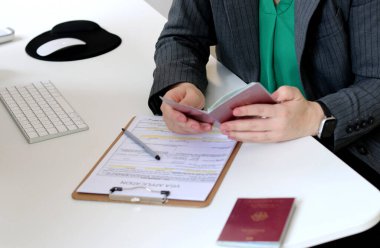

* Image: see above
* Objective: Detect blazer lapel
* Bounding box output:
[222,0,260,80]
[295,0,321,64]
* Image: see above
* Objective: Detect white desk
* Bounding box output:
[0,1,379,247]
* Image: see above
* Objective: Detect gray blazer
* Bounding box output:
[148,0,380,174]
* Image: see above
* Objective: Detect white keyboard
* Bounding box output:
[0,81,89,143]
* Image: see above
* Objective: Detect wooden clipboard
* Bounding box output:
[72,116,241,208]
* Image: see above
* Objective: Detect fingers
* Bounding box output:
[221,118,271,132]
[161,101,186,123]
[160,83,212,134]
[220,118,282,143]
[226,131,274,143]
[162,105,212,134]
[233,104,276,118]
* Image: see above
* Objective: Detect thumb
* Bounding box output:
[272,86,301,103]
[179,94,204,109]
[178,86,205,109]
[179,94,194,105]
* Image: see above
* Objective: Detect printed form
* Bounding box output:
[78,116,237,201]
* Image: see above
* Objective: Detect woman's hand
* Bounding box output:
[220,86,325,142]
[160,82,212,134]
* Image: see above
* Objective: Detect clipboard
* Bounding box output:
[72,116,241,208]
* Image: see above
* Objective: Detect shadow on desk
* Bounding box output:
[313,222,380,248]
[313,148,380,248]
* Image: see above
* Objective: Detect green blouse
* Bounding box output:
[259,0,305,95]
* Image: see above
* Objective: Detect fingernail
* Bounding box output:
[233,109,241,115]
[204,125,212,131]
[177,115,186,122]
[191,124,199,129]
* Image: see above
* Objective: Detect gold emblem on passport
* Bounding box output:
[250,211,268,222]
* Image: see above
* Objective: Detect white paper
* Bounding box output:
[78,116,237,201]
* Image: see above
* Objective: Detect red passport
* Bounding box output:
[217,198,295,248]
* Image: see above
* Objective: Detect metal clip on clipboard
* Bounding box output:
[109,186,170,204]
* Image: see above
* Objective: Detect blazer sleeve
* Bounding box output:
[318,0,380,150]
[148,0,217,115]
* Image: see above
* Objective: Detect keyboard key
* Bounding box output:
[56,125,68,132]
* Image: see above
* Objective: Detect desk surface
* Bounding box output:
[0,1,379,248]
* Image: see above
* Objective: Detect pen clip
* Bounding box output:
[109,186,170,204]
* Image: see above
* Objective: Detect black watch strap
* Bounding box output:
[316,100,333,118]
[316,100,337,142]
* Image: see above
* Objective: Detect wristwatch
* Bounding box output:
[316,101,337,139]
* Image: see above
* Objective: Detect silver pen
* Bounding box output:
[121,128,160,160]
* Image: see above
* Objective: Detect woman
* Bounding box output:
[148,1,380,245]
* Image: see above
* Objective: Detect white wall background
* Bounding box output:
[144,0,216,56]
[144,0,172,18]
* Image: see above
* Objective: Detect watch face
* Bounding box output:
[321,117,337,139]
